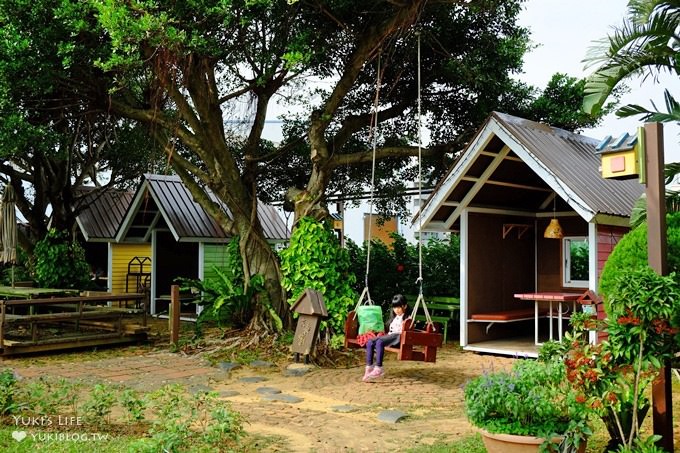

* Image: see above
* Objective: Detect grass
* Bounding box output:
[0,426,131,453]
[407,433,486,453]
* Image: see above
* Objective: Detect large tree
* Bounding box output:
[1,0,609,331]
[0,0,164,249]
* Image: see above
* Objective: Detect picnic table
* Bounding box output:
[0,286,79,299]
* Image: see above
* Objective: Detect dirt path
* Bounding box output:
[9,344,515,452]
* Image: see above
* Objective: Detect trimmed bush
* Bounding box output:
[599,212,680,309]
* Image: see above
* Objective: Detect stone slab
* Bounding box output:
[331,405,358,413]
[219,390,240,398]
[377,410,408,424]
[256,387,282,395]
[239,376,268,383]
[283,364,313,377]
[262,393,303,403]
[217,362,241,372]
[250,360,274,368]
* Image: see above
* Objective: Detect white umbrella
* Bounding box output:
[0,185,17,286]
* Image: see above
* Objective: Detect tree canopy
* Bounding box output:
[0,0,614,330]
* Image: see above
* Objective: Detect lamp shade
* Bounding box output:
[543,218,564,239]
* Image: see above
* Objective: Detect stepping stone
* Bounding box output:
[217,362,241,372]
[189,384,213,395]
[256,387,282,395]
[377,410,408,424]
[219,390,240,398]
[250,360,274,368]
[331,405,358,413]
[239,376,268,383]
[262,393,303,403]
[284,364,312,377]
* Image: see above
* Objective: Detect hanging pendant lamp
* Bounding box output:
[544,196,564,239]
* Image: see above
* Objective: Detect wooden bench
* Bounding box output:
[405,295,459,344]
[467,308,548,334]
[344,310,442,362]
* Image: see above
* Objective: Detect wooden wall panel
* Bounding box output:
[467,213,535,342]
[111,243,152,294]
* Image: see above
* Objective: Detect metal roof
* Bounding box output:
[115,174,289,243]
[416,112,644,230]
[75,188,134,242]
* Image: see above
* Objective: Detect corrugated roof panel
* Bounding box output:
[493,112,643,218]
[75,188,134,240]
[143,174,287,241]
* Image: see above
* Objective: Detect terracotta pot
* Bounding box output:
[479,429,586,453]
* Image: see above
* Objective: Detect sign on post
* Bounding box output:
[290,289,328,363]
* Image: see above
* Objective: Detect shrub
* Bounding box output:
[464,359,574,438]
[599,212,680,306]
[31,229,90,289]
[280,217,357,335]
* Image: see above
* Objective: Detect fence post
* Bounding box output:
[170,285,180,346]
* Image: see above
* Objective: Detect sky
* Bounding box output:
[517,0,680,162]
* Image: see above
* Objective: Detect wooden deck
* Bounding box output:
[0,293,149,355]
[464,336,539,358]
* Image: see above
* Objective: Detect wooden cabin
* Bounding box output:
[415,112,643,357]
[78,174,289,317]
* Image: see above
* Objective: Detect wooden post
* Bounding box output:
[644,122,673,451]
[170,285,180,346]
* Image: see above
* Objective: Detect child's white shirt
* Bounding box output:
[388,314,404,334]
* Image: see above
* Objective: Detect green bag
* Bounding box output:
[357,305,384,335]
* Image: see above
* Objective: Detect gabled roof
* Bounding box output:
[75,188,134,242]
[115,174,289,243]
[416,112,644,230]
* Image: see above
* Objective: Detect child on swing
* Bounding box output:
[363,294,409,381]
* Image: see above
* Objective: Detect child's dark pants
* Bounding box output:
[365,333,401,366]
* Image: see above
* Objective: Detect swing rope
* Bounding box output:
[410,32,434,328]
[353,55,383,315]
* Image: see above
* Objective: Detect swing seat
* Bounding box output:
[344,311,443,363]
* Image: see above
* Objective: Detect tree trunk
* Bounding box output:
[235,216,291,332]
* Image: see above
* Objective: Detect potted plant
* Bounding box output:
[464,357,589,453]
[541,267,679,452]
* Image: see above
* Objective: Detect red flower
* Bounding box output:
[575,394,587,404]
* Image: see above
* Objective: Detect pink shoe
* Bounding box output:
[366,366,385,380]
[362,366,374,382]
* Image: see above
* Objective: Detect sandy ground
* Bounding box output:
[213,346,515,452]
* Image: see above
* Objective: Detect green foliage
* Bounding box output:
[583,1,679,119]
[131,384,243,452]
[347,232,460,311]
[31,229,90,289]
[599,212,680,304]
[463,359,581,440]
[120,388,146,423]
[178,238,263,330]
[19,377,80,416]
[0,368,17,415]
[82,383,117,425]
[515,73,620,132]
[280,217,357,335]
[552,267,680,450]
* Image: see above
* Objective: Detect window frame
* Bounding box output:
[562,236,589,288]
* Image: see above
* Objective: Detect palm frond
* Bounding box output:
[630,194,647,228]
[582,0,680,115]
[615,90,680,121]
[665,162,680,184]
